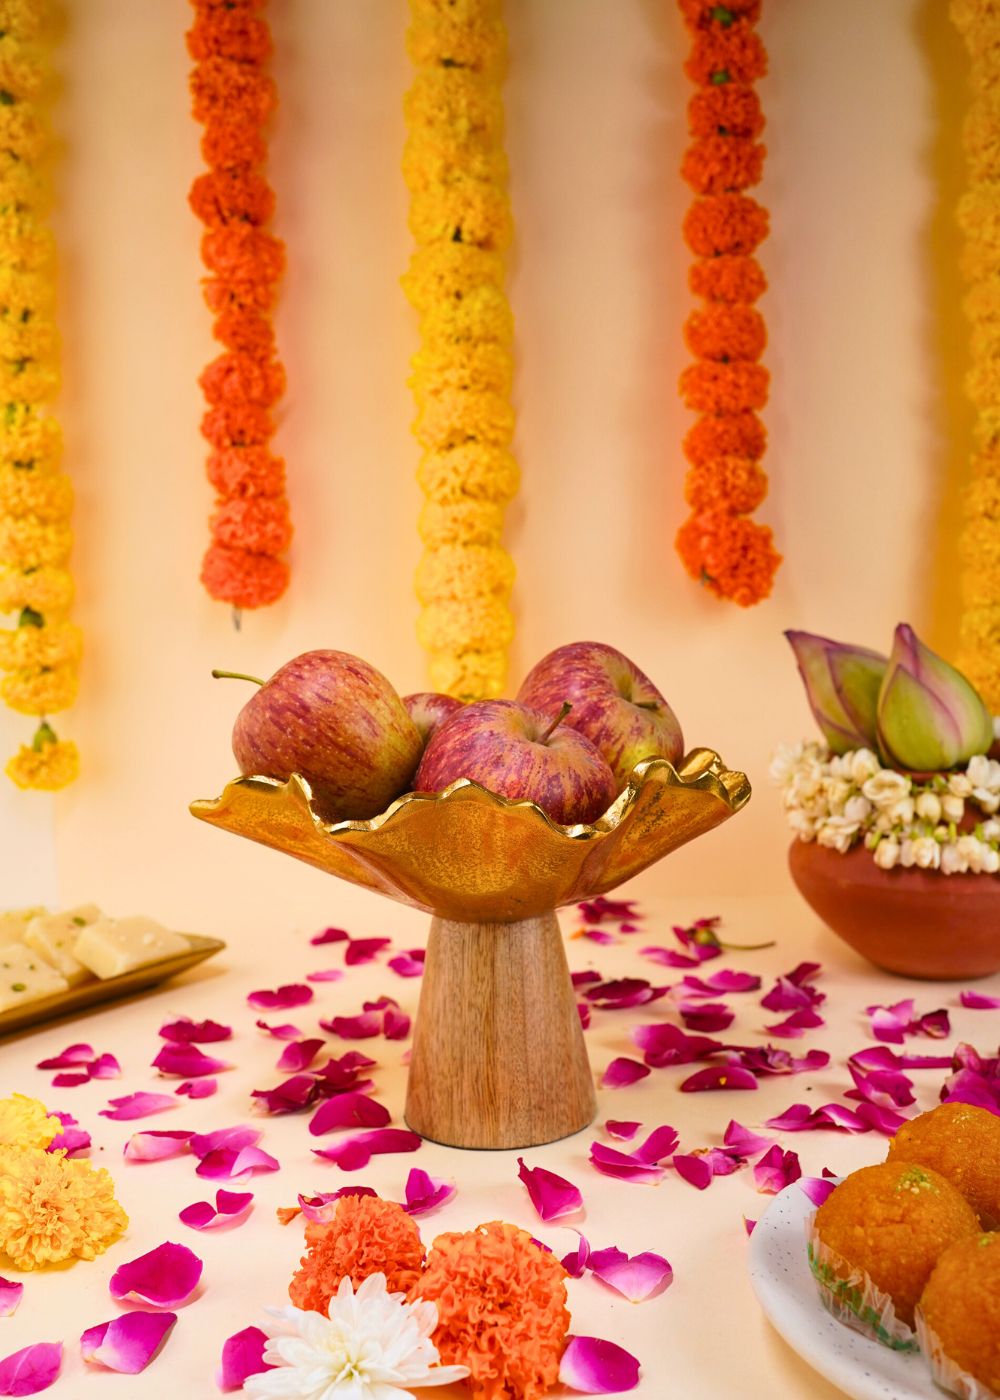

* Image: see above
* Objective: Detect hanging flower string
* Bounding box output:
[953,0,1000,709]
[674,0,781,607]
[402,0,519,701]
[0,0,80,789]
[187,0,291,615]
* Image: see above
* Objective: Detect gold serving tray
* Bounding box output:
[0,934,225,1038]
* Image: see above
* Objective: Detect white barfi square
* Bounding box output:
[73,916,189,979]
[0,907,47,943]
[23,905,101,987]
[0,943,69,1013]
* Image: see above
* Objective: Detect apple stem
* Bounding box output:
[539,701,573,744]
[211,668,264,687]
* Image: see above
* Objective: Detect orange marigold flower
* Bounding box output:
[207,447,285,498]
[288,1196,425,1315]
[213,306,275,356]
[210,495,292,555]
[201,401,273,449]
[676,508,781,606]
[684,455,768,513]
[200,120,266,169]
[200,541,288,608]
[680,360,769,413]
[685,23,767,86]
[683,410,766,463]
[689,254,766,303]
[410,1221,569,1400]
[684,303,766,361]
[189,168,275,227]
[683,194,769,257]
[688,84,764,139]
[678,0,762,31]
[199,350,285,407]
[203,276,278,317]
[186,7,272,64]
[190,55,276,126]
[681,136,765,195]
[202,226,285,283]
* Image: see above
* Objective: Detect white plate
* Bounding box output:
[748,1181,938,1400]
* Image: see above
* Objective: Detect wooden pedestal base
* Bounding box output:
[404,910,597,1150]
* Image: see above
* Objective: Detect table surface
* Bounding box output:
[1,888,995,1400]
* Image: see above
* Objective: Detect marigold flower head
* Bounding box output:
[0,466,71,522]
[676,508,781,606]
[199,350,285,408]
[0,354,60,403]
[680,359,769,413]
[678,0,762,31]
[407,1,506,76]
[1,661,78,715]
[6,730,79,790]
[200,541,288,608]
[409,180,512,253]
[190,55,275,126]
[202,225,285,284]
[0,1094,59,1150]
[210,494,291,555]
[416,543,515,605]
[0,103,46,164]
[0,313,59,362]
[0,513,71,569]
[403,69,504,149]
[189,168,275,228]
[419,498,505,549]
[962,557,1000,610]
[685,22,767,86]
[689,253,766,303]
[0,1146,127,1269]
[964,275,1000,326]
[187,6,272,64]
[410,1220,569,1400]
[0,36,45,100]
[200,118,266,168]
[402,243,504,314]
[417,593,514,653]
[684,303,766,361]
[0,150,45,211]
[212,306,275,357]
[966,356,1000,412]
[410,340,513,401]
[288,1195,425,1315]
[417,444,519,505]
[688,83,764,139]
[0,619,82,672]
[683,409,766,463]
[0,563,73,615]
[684,455,768,513]
[403,139,509,200]
[202,275,278,317]
[201,401,273,449]
[427,646,506,701]
[206,446,285,499]
[682,136,765,195]
[420,283,514,347]
[961,513,1000,570]
[413,387,515,452]
[0,1,45,41]
[0,403,62,468]
[683,193,769,258]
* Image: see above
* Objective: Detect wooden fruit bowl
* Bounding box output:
[191,749,750,1150]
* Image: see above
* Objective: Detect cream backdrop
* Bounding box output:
[0,0,971,937]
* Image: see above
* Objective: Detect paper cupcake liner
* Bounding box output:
[915,1309,1000,1400]
[806,1216,920,1352]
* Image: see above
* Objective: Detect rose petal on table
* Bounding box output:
[918,1008,951,1038]
[36,1042,94,1069]
[190,1125,261,1157]
[0,1281,22,1318]
[849,1044,952,1072]
[679,1002,735,1033]
[753,1145,802,1194]
[196,1145,280,1181]
[631,1022,722,1068]
[680,1065,758,1093]
[577,1003,592,1029]
[723,1120,774,1156]
[109,1242,203,1308]
[50,1072,90,1088]
[46,1110,90,1157]
[276,1038,325,1073]
[587,1246,672,1302]
[866,998,917,1043]
[314,1051,379,1090]
[854,1101,910,1135]
[159,1017,232,1044]
[571,970,603,987]
[761,977,825,1014]
[100,1092,177,1121]
[583,977,669,1010]
[845,1063,915,1109]
[152,1045,229,1078]
[387,949,425,978]
[672,1153,713,1190]
[296,1186,378,1225]
[254,1020,303,1040]
[401,1167,455,1216]
[578,895,642,924]
[306,968,344,983]
[383,1007,411,1040]
[179,1190,254,1231]
[559,1335,640,1394]
[517,1159,583,1221]
[705,968,761,995]
[600,1057,650,1089]
[763,1007,826,1038]
[87,1053,121,1080]
[735,1046,831,1076]
[246,984,314,1011]
[251,1075,320,1115]
[176,1078,217,1099]
[641,945,702,968]
[0,1342,62,1395]
[344,937,392,966]
[588,1143,665,1184]
[322,1011,383,1039]
[959,989,1000,1009]
[798,1176,838,1208]
[308,1092,391,1136]
[80,1311,176,1373]
[216,1326,274,1392]
[631,1125,679,1164]
[312,1128,422,1171]
[311,926,350,946]
[560,1230,592,1278]
[124,1130,194,1163]
[764,1102,870,1133]
[604,1120,641,1141]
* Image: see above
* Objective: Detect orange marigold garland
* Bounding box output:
[675,0,781,607]
[187,0,291,614]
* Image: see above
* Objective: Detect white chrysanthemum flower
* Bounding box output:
[244,1273,469,1400]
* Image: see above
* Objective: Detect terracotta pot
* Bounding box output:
[788,840,1000,980]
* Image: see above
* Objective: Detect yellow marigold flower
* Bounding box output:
[0,562,73,613]
[417,594,514,653]
[428,647,506,700]
[406,0,506,76]
[0,150,45,210]
[0,619,82,671]
[403,138,508,196]
[0,1146,127,1270]
[0,1094,59,1150]
[0,465,71,521]
[413,388,514,451]
[410,341,512,401]
[419,498,505,548]
[0,105,46,166]
[0,314,58,361]
[420,283,513,347]
[961,233,1000,284]
[0,403,62,468]
[962,559,1000,608]
[0,355,59,402]
[970,320,1000,364]
[1,661,78,715]
[961,513,1000,567]
[415,543,515,605]
[966,357,1000,410]
[0,513,71,568]
[0,265,55,318]
[409,181,512,253]
[0,36,45,98]
[6,727,79,790]
[964,473,1000,521]
[403,69,503,149]
[965,276,1000,326]
[401,243,503,314]
[0,2,45,42]
[417,444,519,504]
[963,99,1000,181]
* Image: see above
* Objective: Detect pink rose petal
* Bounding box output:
[631,1125,680,1164]
[0,1342,62,1396]
[179,1189,254,1230]
[311,926,349,946]
[919,1008,951,1038]
[345,937,392,966]
[254,1020,303,1040]
[308,1092,391,1136]
[855,1101,910,1135]
[583,977,668,1010]
[960,989,1000,1009]
[123,1130,194,1163]
[691,969,761,996]
[383,1006,411,1040]
[850,1044,952,1072]
[88,1053,121,1080]
[100,1092,177,1121]
[587,1246,672,1302]
[672,1153,712,1189]
[517,1159,583,1221]
[80,1312,176,1373]
[600,1057,650,1089]
[401,1167,455,1216]
[295,1187,378,1224]
[36,1042,94,1069]
[680,1065,758,1092]
[152,1045,229,1078]
[276,1038,325,1073]
[322,1010,382,1039]
[176,1078,217,1099]
[604,1120,641,1141]
[588,1143,664,1184]
[581,928,617,945]
[724,1120,774,1156]
[798,1175,838,1207]
[159,1017,231,1044]
[196,1145,279,1181]
[753,1145,802,1193]
[251,1074,320,1115]
[109,1242,203,1308]
[0,1281,22,1318]
[46,1110,90,1156]
[216,1326,274,1392]
[577,1003,591,1029]
[577,896,641,925]
[845,1064,915,1109]
[745,1218,757,1236]
[50,1072,89,1088]
[631,1022,722,1068]
[679,1001,735,1033]
[735,1046,831,1076]
[312,1128,422,1171]
[571,971,602,988]
[701,1145,746,1176]
[388,950,425,978]
[315,1051,379,1089]
[560,1230,592,1278]
[765,1102,871,1134]
[560,1335,640,1394]
[246,984,314,1011]
[763,1008,826,1038]
[306,968,344,983]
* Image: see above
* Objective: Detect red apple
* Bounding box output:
[516,641,683,785]
[403,691,464,745]
[413,698,618,824]
[216,650,423,821]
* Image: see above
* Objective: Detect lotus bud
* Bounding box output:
[877,624,995,772]
[784,630,887,754]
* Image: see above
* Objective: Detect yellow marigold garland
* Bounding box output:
[953,0,1000,709]
[402,0,519,701]
[0,0,78,789]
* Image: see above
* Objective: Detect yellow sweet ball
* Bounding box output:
[888,1103,1000,1229]
[412,388,514,453]
[417,444,519,505]
[0,513,71,569]
[1,662,78,715]
[409,180,512,254]
[401,244,504,314]
[0,467,72,523]
[418,499,505,549]
[0,620,82,672]
[415,543,515,606]
[918,1233,1000,1396]
[417,594,514,655]
[0,563,73,615]
[428,646,507,701]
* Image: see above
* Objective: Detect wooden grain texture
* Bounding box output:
[405,911,597,1149]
